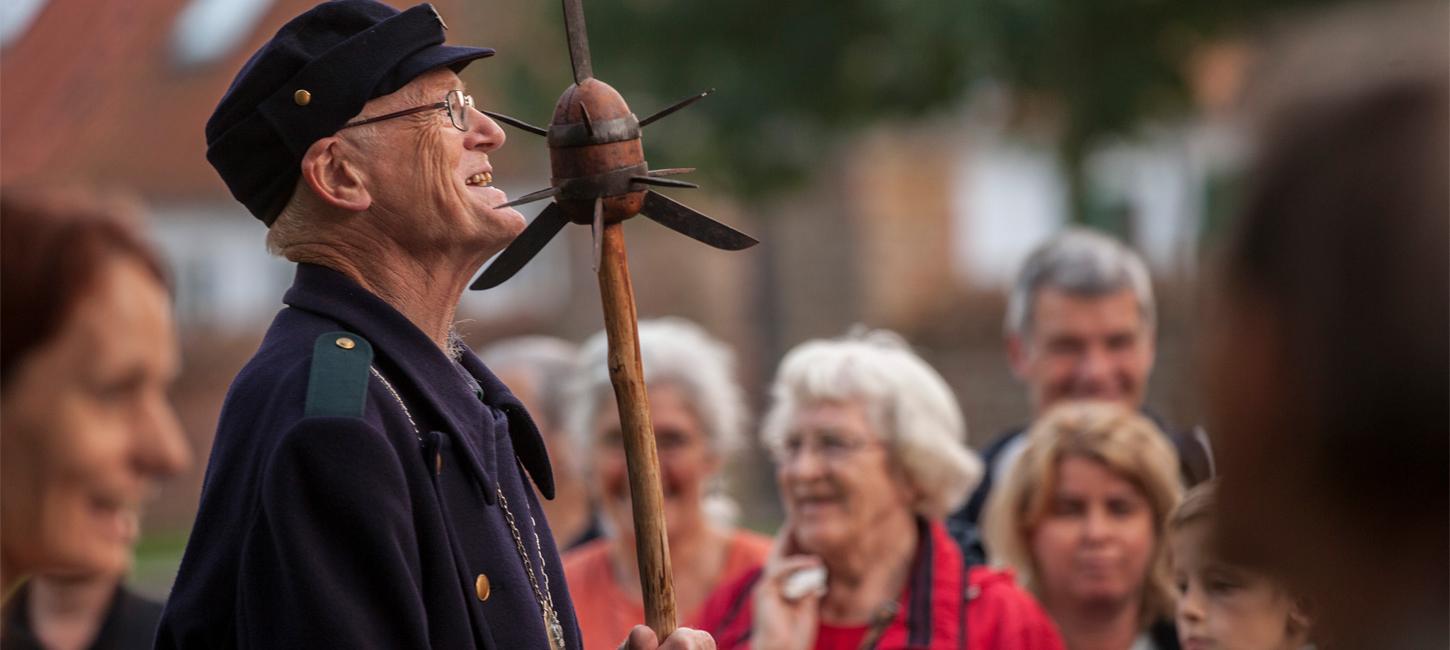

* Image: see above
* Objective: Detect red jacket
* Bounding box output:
[696,521,1064,650]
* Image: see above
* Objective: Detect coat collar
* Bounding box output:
[282,263,555,499]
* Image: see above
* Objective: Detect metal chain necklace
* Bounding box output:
[370,367,567,650]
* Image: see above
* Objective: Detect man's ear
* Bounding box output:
[300,136,371,212]
[1006,333,1029,380]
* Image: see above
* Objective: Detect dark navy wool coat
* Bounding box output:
[157,264,582,649]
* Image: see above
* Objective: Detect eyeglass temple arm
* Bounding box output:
[340,102,447,130]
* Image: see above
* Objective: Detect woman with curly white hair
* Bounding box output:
[698,329,1063,649]
[562,318,771,650]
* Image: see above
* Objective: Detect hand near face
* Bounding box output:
[617,625,716,650]
[749,528,825,650]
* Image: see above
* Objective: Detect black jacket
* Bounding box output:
[157,264,581,649]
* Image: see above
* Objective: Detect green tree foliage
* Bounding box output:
[493,0,1354,207]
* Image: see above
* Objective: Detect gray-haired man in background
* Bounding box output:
[948,228,1212,564]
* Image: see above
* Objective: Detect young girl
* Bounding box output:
[1168,482,1313,650]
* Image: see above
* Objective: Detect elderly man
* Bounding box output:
[157,2,710,648]
[947,228,1212,564]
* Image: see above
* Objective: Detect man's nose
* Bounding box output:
[466,106,507,151]
[1073,345,1114,387]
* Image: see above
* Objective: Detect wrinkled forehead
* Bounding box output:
[360,67,462,114]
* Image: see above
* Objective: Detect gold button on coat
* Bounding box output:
[335,336,355,350]
[294,89,312,106]
[475,574,491,601]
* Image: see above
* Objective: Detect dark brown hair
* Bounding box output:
[1223,38,1447,519]
[1,187,170,388]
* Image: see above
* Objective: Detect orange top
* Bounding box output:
[564,530,771,649]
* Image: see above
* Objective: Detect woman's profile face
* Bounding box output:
[1029,455,1156,611]
[1,255,191,578]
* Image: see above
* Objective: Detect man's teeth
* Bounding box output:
[466,172,493,186]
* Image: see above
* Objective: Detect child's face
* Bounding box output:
[1171,522,1305,650]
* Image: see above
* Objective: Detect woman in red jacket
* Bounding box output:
[698,330,1064,649]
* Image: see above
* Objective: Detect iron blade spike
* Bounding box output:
[648,168,696,177]
[493,186,560,209]
[639,191,758,251]
[631,176,699,190]
[561,0,593,83]
[470,203,570,290]
[638,89,714,128]
[481,110,548,136]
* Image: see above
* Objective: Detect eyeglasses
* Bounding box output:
[774,431,883,464]
[339,89,475,132]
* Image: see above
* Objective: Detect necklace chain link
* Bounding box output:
[369,367,566,650]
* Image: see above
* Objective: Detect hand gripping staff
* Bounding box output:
[469,0,758,639]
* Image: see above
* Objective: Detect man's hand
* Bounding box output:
[617,625,716,649]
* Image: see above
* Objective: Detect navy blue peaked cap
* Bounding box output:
[206,0,494,224]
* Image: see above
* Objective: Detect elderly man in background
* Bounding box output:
[948,228,1212,564]
[157,2,711,648]
[479,336,603,550]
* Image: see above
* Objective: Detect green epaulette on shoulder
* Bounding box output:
[304,331,374,419]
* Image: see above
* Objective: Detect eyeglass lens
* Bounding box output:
[446,90,473,131]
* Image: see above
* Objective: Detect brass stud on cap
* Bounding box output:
[475,574,490,601]
[294,89,312,106]
[335,336,356,350]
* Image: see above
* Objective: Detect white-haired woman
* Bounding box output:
[699,330,1063,649]
[983,401,1182,650]
[563,318,771,650]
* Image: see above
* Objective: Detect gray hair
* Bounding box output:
[760,328,984,519]
[565,318,748,462]
[478,336,578,431]
[1005,227,1155,336]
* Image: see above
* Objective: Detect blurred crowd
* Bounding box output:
[1,1,1444,649]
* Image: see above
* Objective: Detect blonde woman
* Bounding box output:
[984,401,1182,650]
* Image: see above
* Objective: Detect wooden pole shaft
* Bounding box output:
[596,221,678,638]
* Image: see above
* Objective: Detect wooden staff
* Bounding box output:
[597,221,677,637]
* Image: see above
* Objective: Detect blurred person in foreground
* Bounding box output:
[1166,482,1312,650]
[984,401,1182,650]
[949,229,1211,566]
[699,330,1063,649]
[0,189,193,647]
[1203,3,1447,647]
[156,1,709,647]
[563,319,770,649]
[479,336,603,550]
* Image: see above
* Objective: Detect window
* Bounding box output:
[170,0,274,68]
[1,0,49,48]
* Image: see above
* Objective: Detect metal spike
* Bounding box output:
[639,191,758,251]
[494,186,559,209]
[580,104,594,136]
[470,203,571,290]
[639,89,714,128]
[631,176,699,190]
[591,198,604,273]
[648,168,696,177]
[481,110,548,137]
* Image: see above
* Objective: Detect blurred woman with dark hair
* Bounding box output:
[1,188,192,648]
[1203,3,1447,647]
